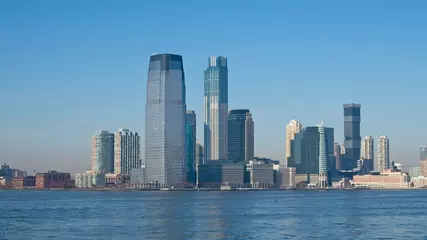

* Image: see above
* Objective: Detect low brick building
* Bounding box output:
[12,178,24,189]
[23,176,36,188]
[36,171,71,189]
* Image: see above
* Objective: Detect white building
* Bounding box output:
[377,136,390,172]
[285,120,303,165]
[244,112,254,161]
[74,171,106,188]
[91,131,114,173]
[361,136,374,160]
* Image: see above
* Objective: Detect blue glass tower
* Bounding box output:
[343,103,361,170]
[204,56,228,162]
[185,110,196,185]
[145,54,186,187]
[228,109,250,162]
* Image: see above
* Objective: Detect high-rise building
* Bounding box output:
[318,119,327,188]
[245,112,254,161]
[227,109,250,162]
[420,145,427,161]
[195,143,204,165]
[286,120,303,164]
[204,56,228,162]
[145,54,186,187]
[343,103,361,170]
[91,131,114,173]
[185,110,197,185]
[377,136,390,172]
[114,129,141,176]
[361,136,374,160]
[334,143,342,170]
[409,167,421,178]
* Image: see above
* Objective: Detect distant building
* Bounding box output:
[195,143,204,165]
[278,167,296,188]
[91,131,114,173]
[334,143,342,170]
[361,136,374,160]
[245,161,274,188]
[12,178,24,189]
[75,172,106,188]
[421,145,427,161]
[353,169,410,189]
[343,103,361,170]
[244,112,254,161]
[204,56,228,162]
[185,110,197,185]
[421,160,427,177]
[23,176,36,188]
[197,161,244,188]
[0,163,12,179]
[114,129,141,176]
[318,119,327,188]
[409,167,421,178]
[130,168,146,187]
[377,136,390,172]
[285,120,303,166]
[36,171,71,189]
[227,109,250,162]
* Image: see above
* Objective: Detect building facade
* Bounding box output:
[420,146,427,161]
[285,120,303,165]
[36,171,71,189]
[227,109,251,162]
[197,161,244,188]
[244,112,254,161]
[318,120,327,188]
[343,103,361,170]
[353,170,410,189]
[114,129,140,176]
[245,161,274,188]
[145,54,186,187]
[361,136,374,160]
[204,56,228,162]
[185,110,197,185]
[334,143,342,170]
[91,131,114,173]
[377,136,390,172]
[195,143,204,165]
[75,172,106,188]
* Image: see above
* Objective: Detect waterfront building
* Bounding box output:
[145,54,186,187]
[23,176,36,188]
[361,136,374,160]
[185,110,197,185]
[114,129,141,176]
[75,171,106,188]
[318,119,327,188]
[421,160,427,177]
[91,131,114,173]
[195,143,204,165]
[12,178,24,189]
[343,103,361,170]
[197,161,244,188]
[244,112,254,161]
[377,136,390,172]
[36,171,71,189]
[228,109,255,162]
[334,143,342,170]
[353,170,410,189]
[409,167,421,178]
[204,56,228,162]
[411,176,427,188]
[130,168,146,187]
[285,120,303,166]
[278,167,296,188]
[421,145,427,161]
[245,160,274,188]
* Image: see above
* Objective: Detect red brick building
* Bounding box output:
[36,171,71,189]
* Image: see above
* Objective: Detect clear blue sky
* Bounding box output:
[1,0,426,173]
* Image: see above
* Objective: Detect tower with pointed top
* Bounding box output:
[318,118,327,188]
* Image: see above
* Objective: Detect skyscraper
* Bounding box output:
[91,131,114,173]
[114,129,141,176]
[377,136,390,172]
[343,103,361,170]
[361,136,374,160]
[228,109,249,162]
[420,145,427,161]
[185,110,196,185]
[334,143,342,170]
[204,56,228,162]
[318,119,327,188]
[286,120,303,164]
[195,143,204,165]
[145,54,186,187]
[419,146,427,177]
[244,112,254,161]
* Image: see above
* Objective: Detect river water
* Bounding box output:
[1,190,426,239]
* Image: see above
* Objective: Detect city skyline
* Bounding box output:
[2,1,427,173]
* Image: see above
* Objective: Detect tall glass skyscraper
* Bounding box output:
[114,129,141,176]
[204,56,228,162]
[318,119,327,188]
[145,54,186,187]
[228,109,250,162]
[91,131,114,173]
[343,103,361,170]
[244,112,254,161]
[185,110,196,185]
[420,145,427,161]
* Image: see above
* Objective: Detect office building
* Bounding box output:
[409,167,421,178]
[421,146,427,161]
[36,171,71,189]
[285,120,303,165]
[197,161,244,188]
[195,143,204,165]
[75,172,106,188]
[130,168,146,187]
[278,167,296,188]
[245,112,254,161]
[318,119,327,188]
[377,136,390,172]
[204,56,228,162]
[145,54,186,187]
[245,161,274,188]
[353,169,410,189]
[185,110,197,185]
[114,129,141,176]
[361,136,374,160]
[334,143,342,170]
[91,131,114,173]
[228,109,254,162]
[343,103,361,170]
